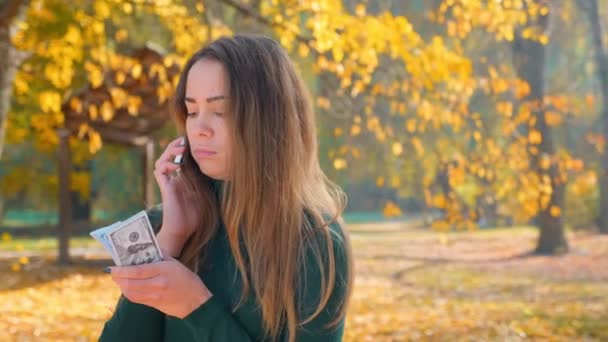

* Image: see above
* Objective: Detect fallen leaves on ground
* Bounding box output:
[1,226,607,341]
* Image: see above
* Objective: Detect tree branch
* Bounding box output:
[0,0,28,26]
[217,0,313,45]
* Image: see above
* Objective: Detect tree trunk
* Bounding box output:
[0,0,29,160]
[0,25,15,159]
[0,1,29,225]
[580,0,608,234]
[70,160,92,231]
[57,129,72,265]
[512,4,568,254]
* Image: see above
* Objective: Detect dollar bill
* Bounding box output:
[90,210,164,266]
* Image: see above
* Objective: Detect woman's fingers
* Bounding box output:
[154,159,182,177]
[155,145,186,170]
[153,137,188,189]
[115,277,168,291]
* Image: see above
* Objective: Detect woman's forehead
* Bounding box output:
[185,59,228,101]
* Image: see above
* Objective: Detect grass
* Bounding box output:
[0,236,99,253]
[0,224,606,341]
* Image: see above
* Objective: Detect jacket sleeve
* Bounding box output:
[179,295,254,342]
[98,205,167,342]
[98,297,165,342]
[289,220,351,341]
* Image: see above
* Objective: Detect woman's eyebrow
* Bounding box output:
[184,95,226,103]
[206,95,225,103]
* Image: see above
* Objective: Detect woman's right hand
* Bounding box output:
[153,136,198,257]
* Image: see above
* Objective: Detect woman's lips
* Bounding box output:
[192,148,217,158]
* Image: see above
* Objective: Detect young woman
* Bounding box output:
[99,34,353,342]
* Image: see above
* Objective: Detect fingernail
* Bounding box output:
[103,267,112,274]
[173,154,183,164]
[179,137,186,146]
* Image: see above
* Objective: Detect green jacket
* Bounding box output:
[98,186,350,341]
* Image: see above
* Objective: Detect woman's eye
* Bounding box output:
[186,111,197,117]
[214,112,224,117]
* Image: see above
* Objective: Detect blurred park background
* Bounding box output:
[1,0,607,341]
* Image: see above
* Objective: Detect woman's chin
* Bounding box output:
[196,165,226,180]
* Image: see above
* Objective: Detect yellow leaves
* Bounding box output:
[528,130,542,145]
[392,142,403,156]
[565,158,584,172]
[585,133,605,153]
[586,94,595,108]
[333,158,347,170]
[84,62,104,89]
[333,127,343,137]
[11,256,30,272]
[64,25,82,46]
[350,124,361,136]
[115,71,126,85]
[298,43,310,58]
[87,104,99,120]
[569,171,597,196]
[69,98,83,113]
[332,45,344,63]
[376,176,385,187]
[355,4,366,17]
[130,63,142,79]
[433,194,447,208]
[366,116,380,131]
[390,175,401,188]
[122,2,133,15]
[13,73,29,95]
[115,29,128,42]
[43,52,76,89]
[406,119,417,133]
[497,101,513,117]
[550,205,561,217]
[149,63,167,82]
[100,101,114,122]
[473,131,482,142]
[382,201,402,217]
[411,137,424,156]
[544,111,562,126]
[317,97,331,109]
[514,80,531,99]
[94,1,111,19]
[77,123,88,139]
[39,91,61,113]
[2,232,11,242]
[127,96,142,115]
[540,6,550,16]
[70,171,92,200]
[109,87,128,108]
[491,77,509,94]
[548,96,569,112]
[88,130,102,154]
[157,86,171,104]
[539,155,551,170]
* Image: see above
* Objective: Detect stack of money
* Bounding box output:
[90,210,164,266]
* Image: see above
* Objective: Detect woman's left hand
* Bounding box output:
[107,258,213,319]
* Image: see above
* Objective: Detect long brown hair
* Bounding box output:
[170,35,353,342]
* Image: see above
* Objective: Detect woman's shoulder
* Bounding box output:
[305,210,347,240]
[301,210,349,267]
[297,211,351,320]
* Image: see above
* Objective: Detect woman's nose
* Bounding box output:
[194,112,213,137]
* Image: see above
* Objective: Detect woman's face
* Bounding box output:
[184,59,231,180]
